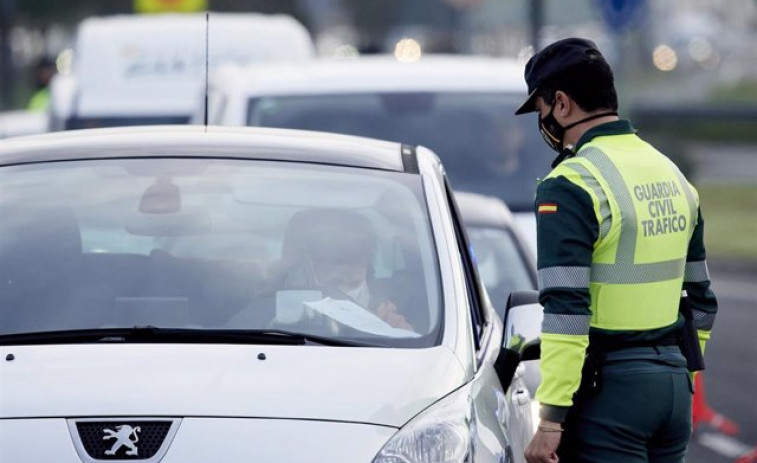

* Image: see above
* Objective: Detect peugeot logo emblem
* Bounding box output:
[102,425,141,456]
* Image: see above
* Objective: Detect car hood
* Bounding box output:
[0,344,467,427]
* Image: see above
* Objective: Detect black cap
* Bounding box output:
[515,38,606,115]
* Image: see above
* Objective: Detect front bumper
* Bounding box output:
[0,417,397,463]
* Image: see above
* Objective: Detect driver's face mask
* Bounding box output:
[314,259,368,293]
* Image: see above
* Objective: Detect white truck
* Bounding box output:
[50,13,315,131]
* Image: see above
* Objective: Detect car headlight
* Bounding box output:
[372,385,474,463]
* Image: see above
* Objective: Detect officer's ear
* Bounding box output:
[554,90,571,117]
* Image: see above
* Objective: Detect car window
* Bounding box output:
[248,92,552,211]
[0,158,441,347]
[466,226,536,320]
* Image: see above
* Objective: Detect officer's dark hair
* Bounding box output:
[34,56,55,70]
[538,59,618,113]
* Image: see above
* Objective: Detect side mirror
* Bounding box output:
[494,290,543,389]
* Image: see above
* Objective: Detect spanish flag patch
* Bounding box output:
[538,203,558,214]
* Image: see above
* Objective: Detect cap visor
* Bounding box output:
[514,88,538,115]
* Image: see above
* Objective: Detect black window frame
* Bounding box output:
[443,177,489,351]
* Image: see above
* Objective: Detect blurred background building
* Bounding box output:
[2,0,757,110]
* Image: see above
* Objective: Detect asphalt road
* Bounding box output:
[686,265,757,463]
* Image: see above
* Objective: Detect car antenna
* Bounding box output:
[203,11,210,131]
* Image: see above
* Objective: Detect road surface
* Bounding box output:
[687,264,756,462]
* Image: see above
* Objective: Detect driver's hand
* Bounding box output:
[376,301,414,331]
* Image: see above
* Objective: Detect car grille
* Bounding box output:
[69,418,180,462]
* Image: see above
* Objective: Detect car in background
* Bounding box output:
[455,191,536,321]
[0,126,541,463]
[49,13,314,131]
[455,191,540,398]
[197,56,555,252]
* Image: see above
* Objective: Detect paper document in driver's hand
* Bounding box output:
[304,298,420,338]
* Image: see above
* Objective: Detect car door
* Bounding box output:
[443,179,534,463]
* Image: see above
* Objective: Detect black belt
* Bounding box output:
[577,335,681,398]
[590,335,679,354]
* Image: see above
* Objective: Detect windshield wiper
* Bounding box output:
[249,328,385,347]
[0,327,385,348]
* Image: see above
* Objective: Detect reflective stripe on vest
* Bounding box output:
[564,162,613,241]
[579,147,699,284]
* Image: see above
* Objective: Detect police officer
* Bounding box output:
[27,57,56,112]
[516,38,718,463]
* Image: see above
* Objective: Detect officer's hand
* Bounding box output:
[524,423,561,463]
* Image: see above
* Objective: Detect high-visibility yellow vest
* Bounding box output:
[548,133,699,330]
[27,88,50,112]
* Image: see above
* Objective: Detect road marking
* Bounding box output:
[698,432,754,458]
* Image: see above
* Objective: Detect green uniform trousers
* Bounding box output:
[557,347,693,463]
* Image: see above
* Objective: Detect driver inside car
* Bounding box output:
[309,238,413,332]
[281,208,415,332]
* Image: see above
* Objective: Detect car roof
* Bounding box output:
[212,55,527,96]
[0,125,409,172]
[455,191,517,229]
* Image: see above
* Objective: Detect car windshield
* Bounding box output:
[0,158,441,347]
[248,92,552,211]
[466,226,535,320]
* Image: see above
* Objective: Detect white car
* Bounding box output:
[50,13,315,131]
[199,56,555,253]
[0,126,542,463]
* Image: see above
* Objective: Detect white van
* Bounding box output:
[50,13,315,131]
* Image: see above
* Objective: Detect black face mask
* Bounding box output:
[539,106,618,167]
[539,105,565,153]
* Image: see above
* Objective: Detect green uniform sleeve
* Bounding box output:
[534,174,599,423]
[683,208,718,354]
